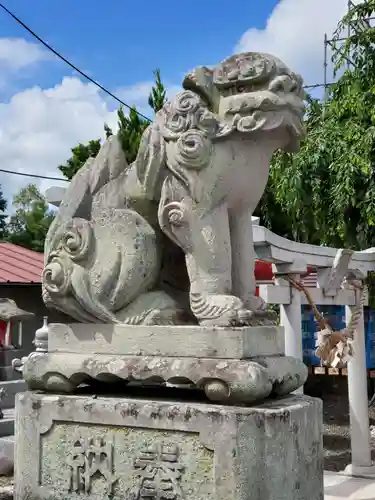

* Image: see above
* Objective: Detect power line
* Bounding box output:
[0,168,68,182]
[0,2,152,122]
[304,83,334,89]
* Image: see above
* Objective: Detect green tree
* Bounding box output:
[257,0,375,250]
[113,68,168,165]
[148,69,167,113]
[59,69,168,180]
[115,105,149,165]
[7,184,54,252]
[0,185,7,240]
[58,139,101,181]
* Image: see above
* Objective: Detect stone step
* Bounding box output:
[0,380,26,409]
[0,349,27,367]
[0,366,21,382]
[0,410,14,438]
[0,349,27,382]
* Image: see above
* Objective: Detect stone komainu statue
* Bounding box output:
[43,52,305,327]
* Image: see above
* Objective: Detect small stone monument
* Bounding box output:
[14,52,323,499]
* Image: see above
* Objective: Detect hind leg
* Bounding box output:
[115,290,188,325]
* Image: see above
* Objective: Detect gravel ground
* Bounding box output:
[306,375,375,472]
[0,477,12,488]
[0,477,12,500]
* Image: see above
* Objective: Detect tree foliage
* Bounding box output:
[257,0,375,250]
[7,184,54,252]
[114,68,167,165]
[148,69,167,113]
[58,139,101,181]
[115,106,149,165]
[58,69,168,180]
[0,185,7,240]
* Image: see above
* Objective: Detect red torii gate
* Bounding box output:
[254,260,314,294]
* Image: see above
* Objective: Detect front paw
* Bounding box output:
[245,295,268,312]
[190,293,253,327]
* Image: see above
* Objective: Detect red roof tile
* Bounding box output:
[0,243,44,283]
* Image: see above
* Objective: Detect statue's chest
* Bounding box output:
[215,140,271,208]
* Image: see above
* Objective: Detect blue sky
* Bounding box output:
[0,0,280,94]
[0,0,350,207]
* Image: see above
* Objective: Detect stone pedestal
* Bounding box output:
[15,391,323,500]
[14,323,322,498]
[17,323,308,405]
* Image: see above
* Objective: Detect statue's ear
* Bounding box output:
[134,122,166,200]
[182,66,220,112]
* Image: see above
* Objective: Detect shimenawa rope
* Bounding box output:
[285,276,367,368]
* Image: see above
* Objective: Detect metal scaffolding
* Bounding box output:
[303,0,374,101]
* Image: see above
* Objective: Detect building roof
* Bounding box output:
[0,242,44,283]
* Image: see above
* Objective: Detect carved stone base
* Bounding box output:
[47,323,286,358]
[15,392,323,500]
[20,351,307,404]
[14,323,308,404]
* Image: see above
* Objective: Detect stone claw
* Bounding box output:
[246,295,268,312]
[237,308,254,325]
[191,294,258,327]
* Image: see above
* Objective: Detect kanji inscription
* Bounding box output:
[68,436,118,494]
[133,442,185,499]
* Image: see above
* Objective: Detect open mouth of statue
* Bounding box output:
[218,73,303,97]
[222,90,305,119]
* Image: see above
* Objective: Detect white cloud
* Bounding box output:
[0,37,51,72]
[116,81,181,119]
[0,39,181,213]
[0,76,119,211]
[236,0,349,89]
[0,38,51,90]
[117,82,155,107]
